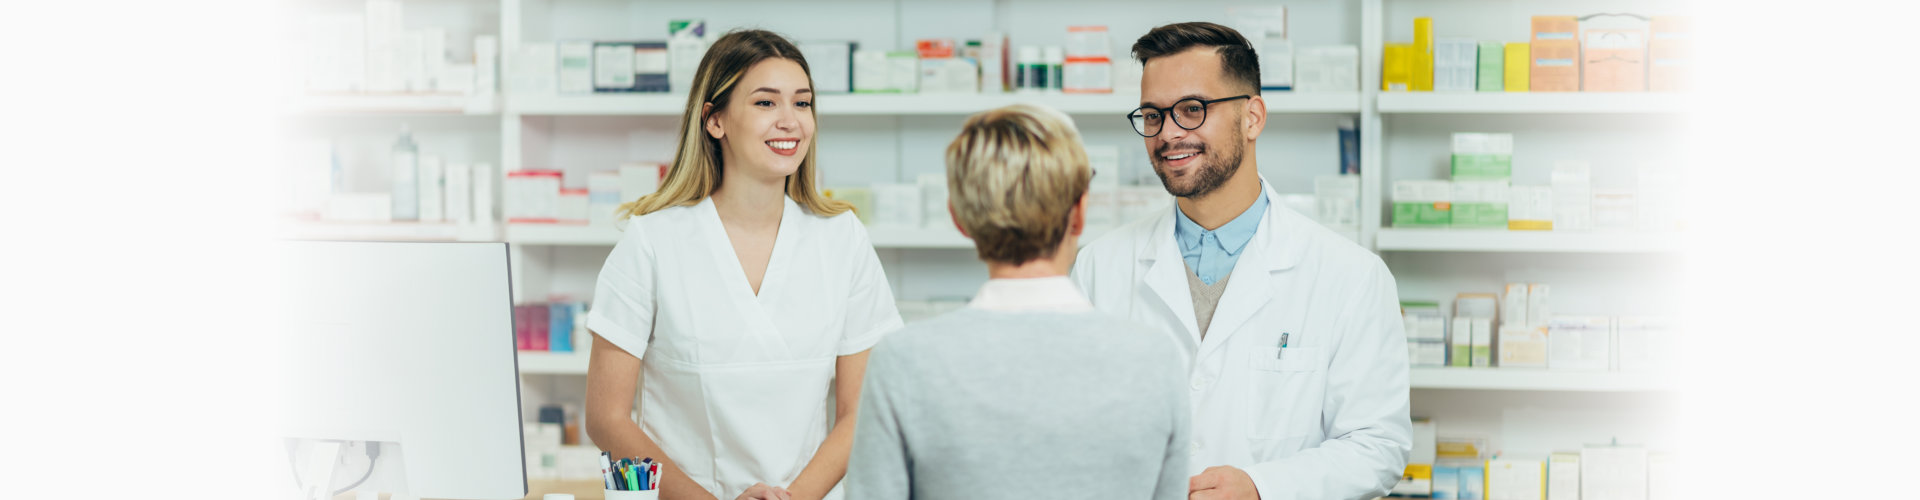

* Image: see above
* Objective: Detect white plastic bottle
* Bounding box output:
[391,124,420,221]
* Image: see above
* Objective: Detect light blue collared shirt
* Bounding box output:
[1174,191,1268,285]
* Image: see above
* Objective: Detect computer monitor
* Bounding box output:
[278,241,525,499]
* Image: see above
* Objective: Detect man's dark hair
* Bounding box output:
[1131,22,1262,94]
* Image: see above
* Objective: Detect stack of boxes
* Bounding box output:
[505,163,665,227]
[1392,133,1513,229]
[1382,15,1690,93]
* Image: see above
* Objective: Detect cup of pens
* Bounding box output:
[601,452,661,500]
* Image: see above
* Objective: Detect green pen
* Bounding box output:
[625,462,638,491]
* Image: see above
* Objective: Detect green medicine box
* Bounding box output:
[1451,202,1509,228]
[1451,154,1513,180]
[1476,42,1504,91]
[1394,202,1452,227]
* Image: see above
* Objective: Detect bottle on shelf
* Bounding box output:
[391,124,420,221]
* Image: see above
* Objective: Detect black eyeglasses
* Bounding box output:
[1126,95,1251,137]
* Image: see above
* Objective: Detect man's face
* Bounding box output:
[1138,47,1248,200]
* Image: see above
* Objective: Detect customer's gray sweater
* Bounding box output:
[844,307,1190,500]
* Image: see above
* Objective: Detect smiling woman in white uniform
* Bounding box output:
[584,30,903,500]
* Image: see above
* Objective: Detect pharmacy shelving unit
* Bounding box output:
[286,0,1689,463]
[515,351,1673,392]
[289,94,502,116]
[508,91,1363,116]
[1363,0,1690,458]
[279,221,501,242]
[1374,92,1690,114]
[1374,228,1683,253]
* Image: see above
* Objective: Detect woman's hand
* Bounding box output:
[734,483,792,500]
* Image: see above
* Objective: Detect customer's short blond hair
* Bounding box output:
[945,104,1091,264]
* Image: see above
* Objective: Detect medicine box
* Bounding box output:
[592,42,636,92]
[1382,43,1414,91]
[1649,17,1690,91]
[1508,186,1554,230]
[1470,318,1493,367]
[633,42,671,92]
[1459,466,1486,500]
[1434,38,1478,92]
[1503,43,1530,92]
[1615,316,1673,372]
[1548,316,1612,371]
[1592,189,1637,230]
[1450,181,1510,229]
[1315,175,1360,228]
[557,40,594,94]
[1501,283,1529,328]
[1529,16,1579,91]
[1404,302,1447,341]
[1393,464,1435,497]
[1583,28,1648,92]
[922,58,982,94]
[1486,459,1545,500]
[1392,180,1452,228]
[558,189,589,224]
[619,163,665,203]
[1433,467,1461,500]
[1550,162,1593,231]
[1526,284,1551,329]
[1258,37,1293,90]
[513,42,557,95]
[1497,325,1548,368]
[1449,316,1472,367]
[1411,341,1448,367]
[1581,447,1649,500]
[1450,133,1514,180]
[1476,42,1503,92]
[1295,45,1359,91]
[506,170,562,223]
[1412,17,1434,91]
[1547,453,1579,500]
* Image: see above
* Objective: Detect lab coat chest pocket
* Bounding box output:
[1245,346,1328,440]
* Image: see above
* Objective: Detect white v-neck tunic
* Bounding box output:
[588,196,903,500]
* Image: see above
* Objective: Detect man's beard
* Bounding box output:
[1151,124,1245,200]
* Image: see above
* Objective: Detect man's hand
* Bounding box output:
[735,483,792,500]
[1188,466,1259,500]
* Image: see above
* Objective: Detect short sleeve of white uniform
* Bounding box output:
[838,218,903,356]
[587,219,655,359]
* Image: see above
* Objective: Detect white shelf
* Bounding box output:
[504,223,976,249]
[280,222,498,242]
[866,227,973,248]
[518,351,589,375]
[1375,229,1682,253]
[291,94,499,115]
[1409,368,1669,392]
[508,91,1360,116]
[1375,93,1689,114]
[503,223,623,246]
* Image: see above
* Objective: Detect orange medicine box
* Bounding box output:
[1529,16,1579,92]
[1649,17,1690,91]
[1582,28,1647,92]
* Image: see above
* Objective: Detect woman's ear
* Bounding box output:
[703,102,724,140]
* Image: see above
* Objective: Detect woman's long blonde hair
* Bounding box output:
[617,29,852,219]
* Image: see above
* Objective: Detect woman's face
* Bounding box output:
[706,58,815,182]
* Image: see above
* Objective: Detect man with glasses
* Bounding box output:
[1071,22,1412,500]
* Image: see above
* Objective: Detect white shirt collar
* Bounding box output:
[966,276,1094,313]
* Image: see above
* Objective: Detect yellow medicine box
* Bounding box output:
[1503,43,1530,92]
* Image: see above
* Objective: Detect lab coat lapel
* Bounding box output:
[1196,181,1300,360]
[1140,213,1202,347]
[702,198,793,358]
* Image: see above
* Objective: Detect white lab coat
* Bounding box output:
[1070,178,1411,500]
[588,196,903,500]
